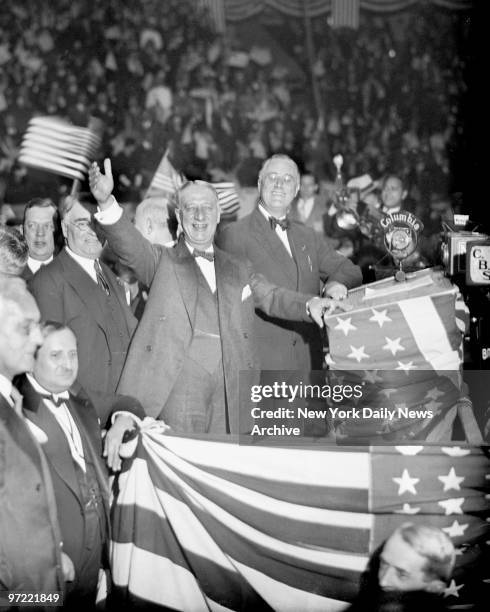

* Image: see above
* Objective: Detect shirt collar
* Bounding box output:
[27,373,70,401]
[184,241,214,255]
[258,203,287,222]
[28,255,53,274]
[0,374,13,404]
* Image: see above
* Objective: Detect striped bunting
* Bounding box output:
[19,116,101,181]
[331,0,360,29]
[111,423,490,610]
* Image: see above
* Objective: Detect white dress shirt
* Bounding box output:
[258,204,292,257]
[0,373,13,407]
[27,374,86,472]
[28,255,53,274]
[185,242,216,293]
[65,246,98,284]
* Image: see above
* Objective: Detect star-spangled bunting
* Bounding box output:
[393,469,420,495]
[347,345,369,362]
[111,437,489,610]
[382,336,405,356]
[438,467,465,491]
[438,497,465,515]
[334,317,357,336]
[369,308,392,327]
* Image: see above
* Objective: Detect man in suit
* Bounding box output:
[89,160,333,433]
[290,172,328,237]
[29,195,137,423]
[0,277,72,601]
[217,154,363,371]
[21,197,62,281]
[16,322,118,611]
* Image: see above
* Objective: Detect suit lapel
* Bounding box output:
[171,238,198,327]
[0,395,43,470]
[21,387,82,504]
[57,250,107,332]
[251,208,297,286]
[214,248,238,330]
[100,260,137,335]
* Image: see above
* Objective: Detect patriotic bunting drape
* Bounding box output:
[223,0,472,22]
[19,116,101,181]
[111,423,489,610]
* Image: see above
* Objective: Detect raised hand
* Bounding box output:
[89,158,114,208]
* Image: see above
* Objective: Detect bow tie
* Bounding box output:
[42,393,69,408]
[269,217,289,231]
[193,249,214,262]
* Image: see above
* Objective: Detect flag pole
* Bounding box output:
[71,179,80,196]
[303,0,323,123]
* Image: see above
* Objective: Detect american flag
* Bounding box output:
[19,116,101,181]
[146,153,240,218]
[146,150,185,199]
[324,269,476,441]
[331,0,360,30]
[110,423,489,610]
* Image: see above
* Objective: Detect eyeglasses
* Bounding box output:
[263,173,296,187]
[69,219,95,232]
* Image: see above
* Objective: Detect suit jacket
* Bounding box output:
[17,376,111,574]
[217,206,363,370]
[29,249,137,402]
[98,213,314,429]
[290,194,328,236]
[0,394,64,595]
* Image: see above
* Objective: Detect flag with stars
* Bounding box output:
[324,269,475,441]
[146,148,185,198]
[110,423,489,610]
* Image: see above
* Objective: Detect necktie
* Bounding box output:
[193,249,214,262]
[270,216,290,231]
[10,387,23,415]
[41,393,69,408]
[94,259,110,296]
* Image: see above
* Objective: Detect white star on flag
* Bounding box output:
[362,370,382,384]
[369,308,391,327]
[347,345,370,363]
[393,469,420,495]
[425,400,443,413]
[426,387,445,400]
[395,446,424,455]
[396,360,416,373]
[438,497,464,515]
[394,503,421,514]
[443,579,464,598]
[438,467,465,492]
[442,520,468,538]
[442,447,471,457]
[382,336,405,356]
[334,317,357,336]
[381,388,397,398]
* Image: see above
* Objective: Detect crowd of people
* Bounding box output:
[1,1,472,218]
[0,1,481,609]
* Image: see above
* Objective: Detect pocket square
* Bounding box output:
[241,284,252,301]
[26,419,48,444]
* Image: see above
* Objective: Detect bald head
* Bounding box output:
[134,196,176,245]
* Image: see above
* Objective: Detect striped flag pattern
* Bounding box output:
[19,116,101,181]
[199,0,226,33]
[212,181,240,218]
[146,153,240,218]
[110,424,490,610]
[331,0,360,29]
[323,268,480,441]
[146,150,185,199]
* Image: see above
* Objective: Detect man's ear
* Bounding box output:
[61,220,68,241]
[145,217,153,237]
[425,579,446,594]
